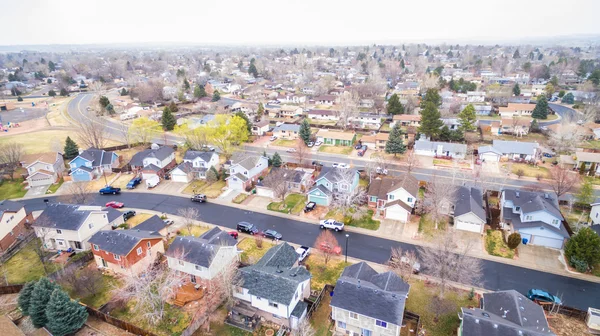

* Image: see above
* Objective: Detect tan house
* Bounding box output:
[500,118,532,136]
[498,103,536,118]
[316,129,357,146]
[21,152,65,187]
[252,120,270,136]
[273,123,300,140]
[361,133,390,151]
[390,114,421,128]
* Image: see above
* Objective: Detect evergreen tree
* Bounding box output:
[565,227,600,269]
[420,88,441,107]
[99,96,110,108]
[400,59,405,69]
[48,61,56,72]
[18,281,36,316]
[212,90,221,102]
[183,78,190,91]
[579,162,586,175]
[206,166,219,183]
[48,89,56,97]
[120,88,128,96]
[513,49,520,59]
[29,277,59,328]
[590,162,597,176]
[386,93,405,115]
[531,95,549,119]
[457,104,477,132]
[45,289,88,336]
[257,102,264,119]
[248,60,258,78]
[299,119,311,144]
[59,88,68,97]
[161,107,176,131]
[105,104,114,115]
[17,96,23,102]
[530,119,540,133]
[418,102,444,139]
[271,152,282,167]
[439,125,452,141]
[558,90,566,98]
[64,137,79,159]
[562,92,574,104]
[513,83,521,96]
[194,84,207,98]
[169,101,178,112]
[385,123,407,156]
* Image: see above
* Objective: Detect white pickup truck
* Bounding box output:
[296,246,310,262]
[319,219,345,231]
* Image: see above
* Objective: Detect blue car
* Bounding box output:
[126,177,142,189]
[99,186,121,195]
[527,289,561,304]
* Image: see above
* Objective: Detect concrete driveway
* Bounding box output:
[482,160,500,174]
[246,195,273,209]
[145,181,187,194]
[23,185,50,198]
[517,244,563,272]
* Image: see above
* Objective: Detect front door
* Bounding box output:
[74,241,82,250]
[190,275,196,284]
[101,258,108,268]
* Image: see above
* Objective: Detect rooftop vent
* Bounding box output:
[482,312,490,318]
[502,310,509,318]
[493,324,498,329]
[475,319,479,324]
[544,193,549,199]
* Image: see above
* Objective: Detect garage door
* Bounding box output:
[386,206,408,222]
[171,173,189,183]
[256,187,274,198]
[455,220,482,233]
[531,235,563,249]
[481,153,500,162]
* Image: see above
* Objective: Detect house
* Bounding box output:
[233,243,311,330]
[453,187,487,234]
[349,113,387,129]
[314,95,337,105]
[20,152,64,188]
[531,84,546,96]
[414,140,467,159]
[273,123,300,140]
[461,104,492,116]
[360,133,390,151]
[367,175,419,222]
[459,290,555,336]
[315,129,357,146]
[441,118,462,130]
[256,167,314,198]
[252,120,270,136]
[307,167,359,206]
[478,140,539,162]
[574,151,600,175]
[390,114,421,128]
[331,262,410,336]
[307,109,339,121]
[269,105,303,118]
[500,189,569,249]
[170,150,219,183]
[226,155,269,191]
[277,94,306,105]
[166,227,238,282]
[500,118,532,136]
[89,229,164,276]
[129,146,177,180]
[0,200,32,252]
[134,215,169,236]
[498,103,536,118]
[33,204,124,251]
[69,148,120,182]
[466,91,486,103]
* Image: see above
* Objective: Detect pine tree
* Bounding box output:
[257,102,265,119]
[194,84,207,98]
[420,88,441,107]
[120,88,128,96]
[532,95,549,119]
[212,90,221,102]
[45,289,88,336]
[513,49,520,59]
[579,162,586,175]
[400,59,405,69]
[590,162,597,176]
[386,93,405,115]
[60,88,68,97]
[299,119,311,144]
[562,92,574,104]
[206,166,219,183]
[161,107,176,131]
[530,119,540,133]
[418,101,444,139]
[513,83,521,96]
[183,78,190,91]
[271,152,282,167]
[457,104,477,132]
[64,136,79,160]
[48,89,56,97]
[29,277,59,328]
[248,63,258,78]
[18,281,36,316]
[385,123,407,156]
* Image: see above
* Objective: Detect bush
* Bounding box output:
[535,174,543,181]
[516,169,524,178]
[570,256,589,273]
[564,227,600,268]
[254,235,264,249]
[507,232,522,249]
[17,96,23,102]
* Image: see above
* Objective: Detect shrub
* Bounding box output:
[564,227,600,267]
[468,288,475,301]
[29,277,60,328]
[570,256,589,273]
[535,174,543,181]
[507,232,522,249]
[254,235,264,249]
[17,96,23,102]
[516,169,524,178]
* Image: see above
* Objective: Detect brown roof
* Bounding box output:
[315,95,336,101]
[254,120,270,127]
[309,109,337,116]
[385,199,413,212]
[393,114,421,121]
[368,175,419,199]
[503,103,536,112]
[375,133,389,141]
[21,152,59,166]
[316,129,356,141]
[361,135,376,143]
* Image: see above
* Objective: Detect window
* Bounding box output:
[114,254,121,260]
[515,206,520,212]
[349,312,358,320]
[361,329,372,336]
[375,320,387,328]
[268,302,279,308]
[88,223,93,229]
[178,260,184,266]
[338,321,347,329]
[74,241,82,249]
[407,197,413,203]
[195,265,203,271]
[56,229,62,234]
[235,286,243,294]
[93,244,99,251]
[388,194,395,200]
[147,242,151,248]
[552,219,559,225]
[9,230,13,236]
[526,216,532,220]
[137,247,142,255]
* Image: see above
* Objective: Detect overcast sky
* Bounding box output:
[1,0,599,46]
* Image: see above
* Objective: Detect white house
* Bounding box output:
[414,140,467,159]
[0,200,32,252]
[226,155,269,191]
[453,186,487,233]
[314,95,337,105]
[307,109,339,121]
[478,140,539,162]
[251,120,270,136]
[170,150,219,183]
[129,146,177,180]
[466,91,486,103]
[590,199,600,225]
[367,175,419,222]
[21,152,64,188]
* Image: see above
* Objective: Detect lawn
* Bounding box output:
[318,145,353,155]
[379,122,391,132]
[183,180,207,194]
[580,140,600,150]
[126,213,155,228]
[267,193,306,214]
[433,159,470,168]
[272,139,297,147]
[111,173,136,189]
[65,273,121,308]
[417,214,446,236]
[2,240,59,284]
[182,180,226,198]
[508,163,550,178]
[310,288,334,336]
[305,254,350,291]
[358,178,369,188]
[405,279,478,336]
[0,178,27,199]
[46,178,64,194]
[177,225,210,237]
[195,307,252,336]
[485,230,514,258]
[112,300,190,336]
[325,209,380,230]
[238,237,274,264]
[0,130,122,154]
[584,176,600,186]
[232,193,249,204]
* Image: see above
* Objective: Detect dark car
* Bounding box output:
[237,222,259,235]
[357,145,368,157]
[261,229,282,240]
[312,161,323,167]
[99,186,121,195]
[122,210,136,221]
[527,289,561,304]
[304,202,316,213]
[126,177,142,189]
[191,194,207,203]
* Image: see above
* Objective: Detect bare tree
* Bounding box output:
[423,175,457,230]
[293,140,311,166]
[404,150,420,174]
[314,230,341,265]
[331,169,367,219]
[549,165,580,198]
[59,182,94,204]
[76,117,108,149]
[0,142,24,180]
[292,319,316,336]
[116,122,133,148]
[418,231,482,297]
[29,222,54,276]
[548,122,583,154]
[337,91,359,130]
[388,247,419,282]
[262,168,290,201]
[177,207,200,236]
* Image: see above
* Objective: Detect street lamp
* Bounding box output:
[345,234,350,263]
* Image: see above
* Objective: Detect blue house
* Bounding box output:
[69,148,120,182]
[307,167,360,206]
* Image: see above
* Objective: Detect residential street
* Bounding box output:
[20,193,600,310]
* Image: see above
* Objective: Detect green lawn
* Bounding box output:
[46,178,64,194]
[3,240,59,284]
[318,146,353,155]
[112,301,190,336]
[177,225,210,237]
[305,255,350,291]
[326,209,380,230]
[182,180,226,198]
[485,230,514,258]
[310,288,334,336]
[584,176,600,186]
[418,214,446,236]
[272,139,297,147]
[238,237,274,264]
[358,178,369,188]
[508,163,550,178]
[68,273,121,308]
[580,140,600,150]
[0,178,27,199]
[267,193,306,215]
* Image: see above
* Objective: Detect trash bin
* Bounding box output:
[522,238,529,245]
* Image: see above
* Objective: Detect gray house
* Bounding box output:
[331,262,410,336]
[459,290,555,336]
[479,140,539,162]
[453,187,487,234]
[414,140,467,159]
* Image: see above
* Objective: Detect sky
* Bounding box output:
[1,0,600,46]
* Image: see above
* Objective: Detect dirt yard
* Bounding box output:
[547,313,590,336]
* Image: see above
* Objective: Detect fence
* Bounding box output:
[542,303,588,321]
[85,305,158,336]
[0,233,35,263]
[0,284,23,294]
[101,142,149,152]
[403,310,422,333]
[180,297,225,336]
[48,252,94,281]
[306,284,334,318]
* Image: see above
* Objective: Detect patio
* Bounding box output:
[225,300,261,332]
[172,282,205,307]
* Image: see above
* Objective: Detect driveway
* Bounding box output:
[23,185,50,198]
[145,181,187,195]
[218,188,239,202]
[416,155,433,167]
[481,160,500,174]
[517,244,563,272]
[246,195,273,209]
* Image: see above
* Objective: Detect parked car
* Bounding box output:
[201,144,215,151]
[332,163,350,169]
[319,219,345,231]
[527,289,562,304]
[319,242,342,255]
[237,222,259,235]
[99,186,121,195]
[270,136,278,141]
[286,148,297,153]
[122,210,136,221]
[228,231,239,239]
[357,145,368,157]
[542,153,553,158]
[314,141,323,146]
[296,246,310,262]
[105,201,124,209]
[304,202,317,212]
[261,229,282,240]
[126,177,142,189]
[389,254,421,274]
[163,219,175,226]
[307,142,314,147]
[191,194,207,203]
[376,167,388,175]
[311,161,323,167]
[577,120,584,125]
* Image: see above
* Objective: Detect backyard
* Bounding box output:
[310,289,333,336]
[304,255,350,291]
[111,300,191,336]
[2,240,60,284]
[325,209,380,230]
[65,271,121,308]
[318,146,353,155]
[485,230,515,258]
[267,193,306,214]
[0,178,27,199]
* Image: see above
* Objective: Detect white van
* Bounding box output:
[146,175,160,188]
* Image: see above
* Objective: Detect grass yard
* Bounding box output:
[358,178,369,188]
[584,176,600,186]
[126,213,155,228]
[182,180,226,198]
[310,288,334,336]
[64,272,121,308]
[232,193,249,204]
[325,209,380,230]
[305,255,350,291]
[433,159,470,168]
[177,225,210,237]
[492,132,548,143]
[238,237,275,264]
[46,178,64,194]
[417,214,447,236]
[309,119,338,126]
[405,279,478,336]
[2,240,59,284]
[485,230,514,258]
[379,122,391,132]
[183,180,207,194]
[0,130,122,154]
[318,145,353,155]
[580,140,600,150]
[267,193,306,214]
[112,300,190,336]
[0,178,27,199]
[272,139,297,147]
[509,163,550,178]
[111,173,136,189]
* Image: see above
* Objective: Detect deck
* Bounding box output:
[225,300,260,332]
[172,283,205,307]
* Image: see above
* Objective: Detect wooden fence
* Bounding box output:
[541,303,588,321]
[0,233,35,263]
[85,305,158,336]
[0,284,23,294]
[306,284,334,318]
[403,310,422,333]
[101,142,149,152]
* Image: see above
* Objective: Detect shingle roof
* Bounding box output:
[173,161,195,174]
[135,215,168,232]
[478,145,503,156]
[78,148,116,167]
[166,227,237,267]
[414,140,467,153]
[0,200,24,217]
[88,229,161,256]
[183,150,215,163]
[367,175,419,200]
[129,146,174,167]
[454,186,486,222]
[492,140,539,156]
[331,262,409,326]
[502,211,569,238]
[33,204,106,231]
[254,243,298,268]
[502,189,562,219]
[316,167,358,185]
[234,155,264,171]
[273,123,300,133]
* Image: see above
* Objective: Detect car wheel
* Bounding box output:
[320,225,325,229]
[335,228,339,232]
[112,192,116,195]
[237,229,241,232]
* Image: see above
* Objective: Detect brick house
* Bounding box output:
[0,200,32,252]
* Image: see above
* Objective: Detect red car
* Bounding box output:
[228,231,239,239]
[105,201,124,208]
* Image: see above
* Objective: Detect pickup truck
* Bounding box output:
[319,219,344,231]
[99,186,121,195]
[126,177,142,189]
[296,246,310,262]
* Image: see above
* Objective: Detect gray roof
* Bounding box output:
[34,204,113,231]
[414,140,467,153]
[0,200,24,218]
[331,262,409,326]
[135,215,168,232]
[316,167,358,185]
[266,168,305,184]
[273,123,300,133]
[255,242,298,268]
[502,189,562,219]
[129,146,175,167]
[106,208,123,223]
[492,140,538,156]
[88,229,161,256]
[454,187,486,222]
[478,145,502,156]
[234,155,265,171]
[290,301,308,318]
[183,150,215,163]
[77,148,116,167]
[173,161,195,174]
[308,184,332,197]
[502,210,569,238]
[166,227,237,267]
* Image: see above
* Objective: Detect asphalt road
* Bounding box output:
[21,193,600,310]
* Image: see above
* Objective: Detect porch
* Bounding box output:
[172,282,206,307]
[225,300,261,332]
[46,238,84,252]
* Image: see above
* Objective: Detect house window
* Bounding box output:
[93,244,99,251]
[89,223,93,229]
[137,247,142,255]
[74,241,82,249]
[552,219,559,225]
[515,206,520,212]
[56,229,62,234]
[114,254,121,260]
[338,321,347,329]
[349,312,358,320]
[147,242,151,248]
[526,216,532,220]
[361,329,372,336]
[370,196,377,202]
[375,320,387,328]
[268,302,278,308]
[195,265,203,271]
[179,260,184,266]
[9,230,13,236]
[190,275,196,284]
[407,197,413,203]
[235,286,243,294]
[388,194,395,200]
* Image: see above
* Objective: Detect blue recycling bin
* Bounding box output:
[522,238,529,245]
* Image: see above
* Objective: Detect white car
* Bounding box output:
[307,142,314,147]
[314,141,323,146]
[163,219,175,226]
[319,219,345,231]
[332,163,349,169]
[202,144,215,151]
[376,167,388,175]
[270,136,278,141]
[296,246,310,262]
[286,148,297,153]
